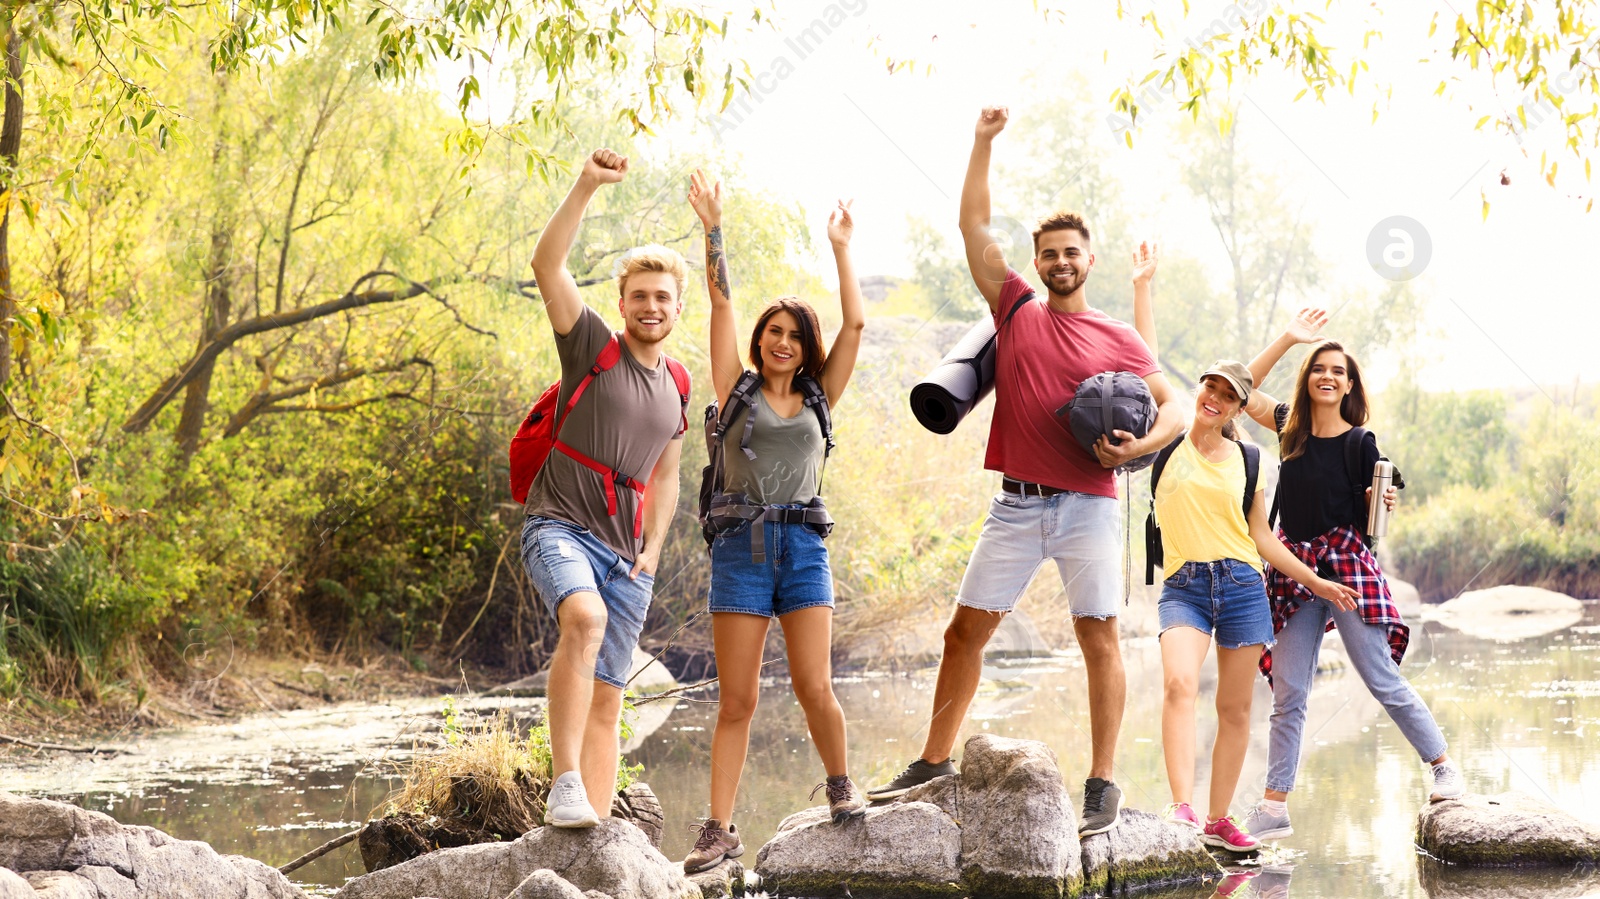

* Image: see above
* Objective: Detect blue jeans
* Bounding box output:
[1158,559,1275,649]
[1265,597,1448,793]
[708,511,834,618]
[956,491,1122,618]
[520,516,653,689]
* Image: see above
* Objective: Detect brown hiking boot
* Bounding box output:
[811,774,868,823]
[683,819,743,874]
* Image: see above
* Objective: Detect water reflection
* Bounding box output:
[4,604,1597,898]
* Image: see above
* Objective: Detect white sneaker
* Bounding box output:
[546,771,601,828]
[1429,762,1465,802]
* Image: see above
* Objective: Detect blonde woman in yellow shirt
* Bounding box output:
[1153,361,1359,854]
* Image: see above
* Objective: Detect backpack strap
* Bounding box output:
[553,334,623,435]
[1343,426,1372,536]
[1239,441,1261,521]
[1144,432,1187,586]
[664,355,691,437]
[797,375,836,495]
[1267,403,1290,530]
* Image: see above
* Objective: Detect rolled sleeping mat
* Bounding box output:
[909,315,1000,435]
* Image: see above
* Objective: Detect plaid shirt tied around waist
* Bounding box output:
[1258,524,1409,682]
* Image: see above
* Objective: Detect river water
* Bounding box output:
[5,602,1599,898]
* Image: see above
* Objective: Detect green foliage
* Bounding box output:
[1386,385,1600,599]
[1110,1,1600,205]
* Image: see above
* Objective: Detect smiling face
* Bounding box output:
[1033,228,1094,298]
[755,310,804,376]
[1304,348,1353,407]
[1194,374,1244,428]
[617,271,682,345]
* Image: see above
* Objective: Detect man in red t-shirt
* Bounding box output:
[867,108,1183,837]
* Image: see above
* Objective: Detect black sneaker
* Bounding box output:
[864,758,958,801]
[1078,777,1122,836]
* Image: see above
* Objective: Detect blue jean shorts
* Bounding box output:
[956,490,1122,619]
[708,510,834,618]
[520,516,653,689]
[1158,559,1275,650]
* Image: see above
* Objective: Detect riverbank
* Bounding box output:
[0,652,488,749]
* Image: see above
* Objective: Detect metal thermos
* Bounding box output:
[1367,460,1394,538]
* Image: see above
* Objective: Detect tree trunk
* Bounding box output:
[175,226,232,459]
[0,23,25,387]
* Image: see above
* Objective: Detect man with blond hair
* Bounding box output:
[524,148,691,827]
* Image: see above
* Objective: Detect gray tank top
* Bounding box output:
[721,388,825,504]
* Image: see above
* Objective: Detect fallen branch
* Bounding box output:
[0,733,121,755]
[630,658,779,707]
[278,829,359,875]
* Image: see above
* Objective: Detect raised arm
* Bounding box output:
[960,106,1010,313]
[531,149,629,336]
[1246,489,1359,611]
[1244,306,1328,429]
[1130,240,1159,356]
[818,200,865,408]
[688,170,744,408]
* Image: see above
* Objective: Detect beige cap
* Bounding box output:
[1200,360,1254,404]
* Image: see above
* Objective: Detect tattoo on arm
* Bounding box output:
[707,225,732,299]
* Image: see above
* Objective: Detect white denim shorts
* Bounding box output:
[955,490,1123,619]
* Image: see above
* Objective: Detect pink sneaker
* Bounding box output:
[1164,802,1202,830]
[1211,869,1259,897]
[1201,815,1260,853]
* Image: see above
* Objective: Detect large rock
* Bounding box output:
[0,868,33,899]
[1417,792,1600,866]
[1426,586,1584,641]
[754,803,963,898]
[0,793,305,899]
[1078,809,1215,896]
[503,870,585,899]
[952,734,1082,897]
[1389,578,1423,619]
[338,818,696,899]
[0,792,132,875]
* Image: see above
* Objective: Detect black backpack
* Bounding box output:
[697,370,834,557]
[1268,404,1405,548]
[1144,433,1261,585]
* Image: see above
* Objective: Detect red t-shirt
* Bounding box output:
[986,269,1159,498]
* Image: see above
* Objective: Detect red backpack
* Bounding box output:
[509,334,690,536]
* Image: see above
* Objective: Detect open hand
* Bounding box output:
[1131,240,1159,287]
[687,169,722,226]
[975,106,1009,141]
[584,148,629,185]
[1285,306,1329,344]
[827,199,854,247]
[1311,576,1360,612]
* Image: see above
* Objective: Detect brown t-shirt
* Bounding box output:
[525,306,687,562]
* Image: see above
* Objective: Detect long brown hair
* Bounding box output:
[1280,340,1370,462]
[748,297,826,381]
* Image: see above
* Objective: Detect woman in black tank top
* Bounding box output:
[682,171,868,873]
[1236,310,1464,844]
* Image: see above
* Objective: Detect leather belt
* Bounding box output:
[1002,477,1069,497]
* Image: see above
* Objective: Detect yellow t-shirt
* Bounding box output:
[1154,436,1264,579]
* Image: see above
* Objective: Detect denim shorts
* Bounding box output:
[1158,559,1275,650]
[956,490,1122,619]
[708,510,834,618]
[520,515,653,689]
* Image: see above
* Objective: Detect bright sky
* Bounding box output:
[624,0,1600,395]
